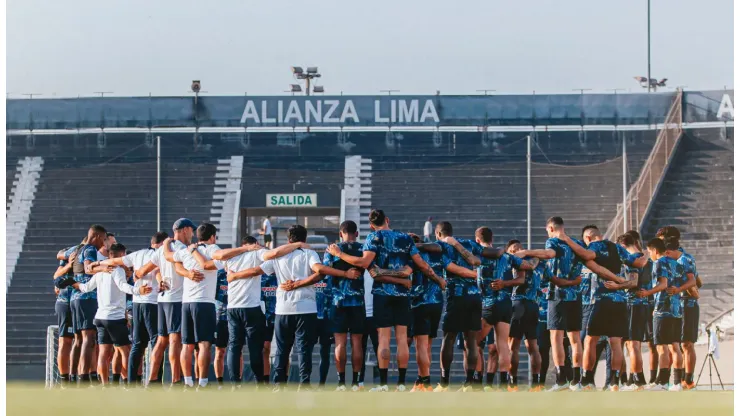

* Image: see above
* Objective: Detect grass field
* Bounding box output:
[6,384,734,416]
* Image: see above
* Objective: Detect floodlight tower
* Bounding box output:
[291,66,322,96]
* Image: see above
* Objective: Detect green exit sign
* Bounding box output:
[266,193,318,207]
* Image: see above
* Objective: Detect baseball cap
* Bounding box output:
[172,218,197,232]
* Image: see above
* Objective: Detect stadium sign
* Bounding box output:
[266,193,318,207]
[240,98,439,125]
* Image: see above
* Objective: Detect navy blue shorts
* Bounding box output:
[215,320,229,348]
[442,295,482,333]
[653,316,681,345]
[547,300,581,332]
[330,305,365,334]
[627,303,650,341]
[681,304,700,343]
[132,303,158,347]
[483,299,513,326]
[315,318,335,345]
[227,306,266,348]
[587,299,628,338]
[158,301,182,336]
[55,301,74,338]
[373,295,411,328]
[71,298,97,332]
[265,322,275,344]
[509,300,538,340]
[181,302,216,345]
[94,318,131,346]
[411,303,443,338]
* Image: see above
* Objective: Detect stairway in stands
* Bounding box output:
[643,128,734,324]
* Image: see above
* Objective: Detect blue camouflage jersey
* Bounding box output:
[411,246,448,309]
[538,271,551,323]
[71,244,100,301]
[363,230,419,297]
[512,258,546,303]
[653,256,683,318]
[322,241,365,308]
[314,277,332,320]
[677,249,698,308]
[626,259,653,306]
[585,240,642,304]
[215,269,228,322]
[478,253,523,308]
[544,238,579,302]
[439,239,483,298]
[260,273,277,324]
[56,245,79,303]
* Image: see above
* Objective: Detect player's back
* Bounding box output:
[411,246,446,307]
[363,230,418,297]
[325,241,365,307]
[175,244,222,303]
[653,256,682,318]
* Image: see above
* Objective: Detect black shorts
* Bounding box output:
[547,300,581,332]
[587,299,628,338]
[71,298,97,332]
[132,303,158,346]
[264,234,272,244]
[509,300,538,340]
[214,320,228,348]
[330,305,365,334]
[158,301,182,336]
[373,295,411,328]
[411,303,443,337]
[653,316,681,345]
[181,302,216,345]
[55,301,74,338]
[681,304,700,343]
[94,318,131,346]
[627,303,650,341]
[315,318,335,345]
[442,295,482,333]
[482,300,513,326]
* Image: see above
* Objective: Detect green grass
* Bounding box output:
[7,384,733,416]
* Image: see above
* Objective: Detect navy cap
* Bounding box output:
[172,218,197,232]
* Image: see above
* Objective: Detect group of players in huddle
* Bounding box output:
[51,209,700,393]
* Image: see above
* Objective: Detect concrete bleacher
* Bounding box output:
[643,127,734,324]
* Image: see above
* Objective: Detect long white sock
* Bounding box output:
[184,376,194,387]
[199,378,208,387]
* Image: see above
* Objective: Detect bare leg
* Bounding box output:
[197,341,212,383]
[148,336,167,382]
[169,333,182,383]
[97,345,114,386]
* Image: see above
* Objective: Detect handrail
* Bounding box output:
[605,89,684,240]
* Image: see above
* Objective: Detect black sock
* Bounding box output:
[112,374,121,383]
[60,374,69,383]
[263,375,270,385]
[619,372,628,385]
[625,373,633,386]
[649,369,658,384]
[79,374,90,382]
[379,369,388,386]
[658,368,670,385]
[539,372,547,386]
[441,368,450,386]
[672,369,682,385]
[498,372,508,386]
[556,366,566,384]
[680,369,686,382]
[475,371,483,384]
[609,371,620,386]
[572,367,581,384]
[466,370,475,384]
[530,372,538,387]
[338,372,346,385]
[636,372,646,386]
[217,377,224,386]
[352,372,359,385]
[90,372,98,383]
[422,376,431,387]
[398,368,407,385]
[586,369,596,385]
[486,373,495,386]
[685,372,693,384]
[70,374,78,383]
[509,375,517,385]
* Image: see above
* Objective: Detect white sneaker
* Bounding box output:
[395,385,407,392]
[548,383,570,392]
[483,386,495,392]
[569,383,582,392]
[668,384,683,392]
[620,384,639,392]
[351,385,361,392]
[335,385,347,392]
[369,385,389,392]
[646,384,667,391]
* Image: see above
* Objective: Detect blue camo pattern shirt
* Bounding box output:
[653,256,683,319]
[478,253,523,308]
[545,238,579,302]
[215,269,228,321]
[512,258,546,303]
[260,273,277,324]
[71,244,99,301]
[677,250,698,308]
[439,240,483,298]
[56,245,79,303]
[538,272,551,323]
[322,241,365,308]
[363,230,419,297]
[314,277,332,320]
[586,240,642,303]
[626,259,653,306]
[411,246,448,308]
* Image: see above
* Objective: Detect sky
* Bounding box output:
[6,0,734,97]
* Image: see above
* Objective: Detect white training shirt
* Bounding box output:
[173,244,223,304]
[223,249,266,309]
[150,240,187,303]
[260,249,320,315]
[364,270,373,317]
[122,248,159,304]
[77,267,134,320]
[263,219,272,235]
[97,251,108,261]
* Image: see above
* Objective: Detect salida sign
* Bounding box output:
[266,193,318,207]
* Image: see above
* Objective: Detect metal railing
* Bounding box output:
[605,89,684,240]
